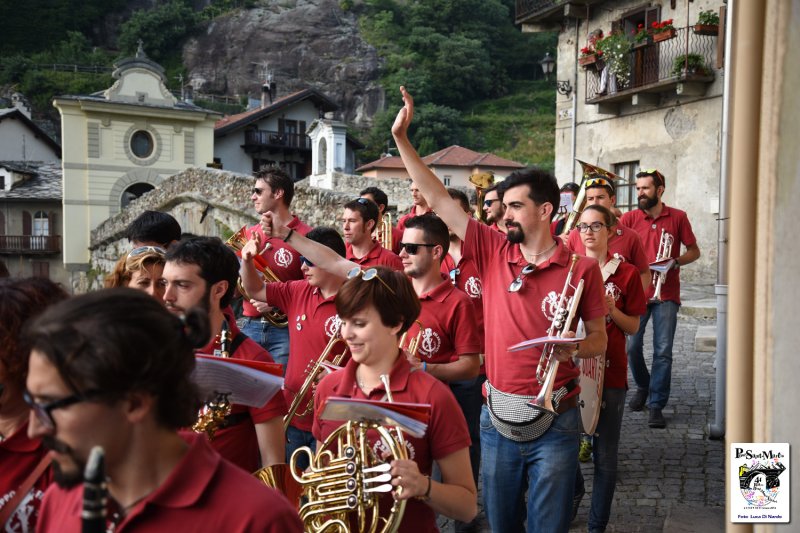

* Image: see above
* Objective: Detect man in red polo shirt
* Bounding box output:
[342,198,403,270]
[240,166,312,373]
[620,169,700,428]
[397,182,434,231]
[566,174,650,289]
[240,227,349,470]
[391,86,608,533]
[361,186,403,254]
[163,237,286,473]
[26,290,301,533]
[482,185,507,234]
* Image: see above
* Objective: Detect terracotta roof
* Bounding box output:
[214,88,338,135]
[357,145,524,172]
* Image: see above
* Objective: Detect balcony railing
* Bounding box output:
[0,235,62,254]
[243,130,311,152]
[585,27,717,103]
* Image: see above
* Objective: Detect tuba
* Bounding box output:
[650,229,674,303]
[531,254,585,414]
[469,171,494,224]
[376,213,394,251]
[284,323,349,431]
[226,226,289,328]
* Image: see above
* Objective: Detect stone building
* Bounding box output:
[518,0,725,281]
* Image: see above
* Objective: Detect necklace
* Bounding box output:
[522,240,558,263]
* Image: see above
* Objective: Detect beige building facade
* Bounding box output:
[54,46,219,271]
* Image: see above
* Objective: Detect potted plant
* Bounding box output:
[652,19,676,42]
[631,24,651,48]
[579,46,603,68]
[596,32,632,89]
[694,10,720,35]
[672,53,709,77]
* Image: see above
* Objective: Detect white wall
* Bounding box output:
[0,115,60,161]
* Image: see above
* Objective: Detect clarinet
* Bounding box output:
[82,446,107,533]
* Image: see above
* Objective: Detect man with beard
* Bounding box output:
[482,185,507,233]
[620,170,700,428]
[25,289,301,532]
[391,86,608,533]
[240,167,312,372]
[342,198,403,270]
[163,237,286,472]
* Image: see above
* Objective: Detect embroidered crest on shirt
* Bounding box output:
[0,488,44,533]
[418,328,442,358]
[604,282,622,323]
[324,315,341,338]
[464,276,482,298]
[373,437,416,462]
[541,290,575,321]
[274,247,293,268]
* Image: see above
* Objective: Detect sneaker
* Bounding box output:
[649,407,666,428]
[578,438,593,462]
[628,388,648,411]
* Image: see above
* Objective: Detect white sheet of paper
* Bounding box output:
[508,335,587,352]
[320,398,429,438]
[192,356,284,408]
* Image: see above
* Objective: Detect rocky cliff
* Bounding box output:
[183,0,384,127]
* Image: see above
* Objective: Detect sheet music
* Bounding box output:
[320,397,430,438]
[192,355,284,408]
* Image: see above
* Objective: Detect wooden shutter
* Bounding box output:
[48,211,57,235]
[0,211,5,235]
[22,211,32,235]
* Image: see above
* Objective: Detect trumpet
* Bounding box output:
[376,213,394,251]
[650,229,674,303]
[531,254,585,415]
[283,324,349,431]
[226,226,288,328]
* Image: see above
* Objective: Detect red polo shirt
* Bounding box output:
[396,206,434,231]
[346,240,404,271]
[461,218,607,398]
[312,356,470,533]
[266,280,347,432]
[390,225,404,254]
[193,320,287,473]
[0,421,52,531]
[242,215,312,317]
[36,435,302,533]
[404,277,481,368]
[602,260,647,389]
[440,254,485,352]
[620,205,697,304]
[567,224,649,275]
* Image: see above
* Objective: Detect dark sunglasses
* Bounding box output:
[585,177,613,189]
[448,268,460,285]
[508,264,536,293]
[483,199,500,208]
[23,389,101,431]
[300,256,314,268]
[251,187,264,195]
[399,242,436,255]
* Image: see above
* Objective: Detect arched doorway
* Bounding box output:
[121,183,155,210]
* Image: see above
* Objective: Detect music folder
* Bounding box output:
[320,397,431,438]
[193,354,284,408]
[508,335,587,353]
[649,257,676,273]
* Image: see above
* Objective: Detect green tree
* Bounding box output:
[117,1,199,62]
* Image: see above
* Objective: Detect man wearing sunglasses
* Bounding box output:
[482,185,507,234]
[391,86,608,533]
[619,169,700,428]
[242,166,312,372]
[566,174,651,290]
[341,197,403,271]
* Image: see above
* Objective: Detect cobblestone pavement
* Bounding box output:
[438,283,725,532]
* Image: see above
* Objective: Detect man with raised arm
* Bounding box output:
[391,86,608,533]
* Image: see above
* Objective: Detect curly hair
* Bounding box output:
[104,250,166,289]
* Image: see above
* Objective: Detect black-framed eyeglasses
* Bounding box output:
[23,390,101,431]
[483,199,499,208]
[347,267,396,295]
[128,246,166,259]
[448,268,460,286]
[576,222,608,233]
[251,187,264,195]
[299,256,314,268]
[399,242,436,255]
[508,264,536,293]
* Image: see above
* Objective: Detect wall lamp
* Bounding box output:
[539,52,573,98]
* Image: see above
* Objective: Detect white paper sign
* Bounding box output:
[730,442,790,523]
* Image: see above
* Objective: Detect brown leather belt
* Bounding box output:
[556,395,578,414]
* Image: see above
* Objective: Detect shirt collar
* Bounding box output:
[507,238,570,269]
[419,276,454,303]
[643,203,672,221]
[335,354,412,400]
[0,420,42,453]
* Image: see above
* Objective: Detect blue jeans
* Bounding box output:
[286,425,316,472]
[575,387,626,532]
[626,300,679,409]
[480,404,580,533]
[450,375,485,488]
[238,318,290,374]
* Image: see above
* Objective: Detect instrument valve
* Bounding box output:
[344,446,356,459]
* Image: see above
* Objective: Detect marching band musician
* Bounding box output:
[240,227,350,470]
[0,278,67,531]
[397,182,434,232]
[163,237,287,472]
[572,205,646,532]
[312,267,478,530]
[341,197,404,270]
[620,169,700,428]
[361,186,404,254]
[26,290,301,532]
[565,175,651,290]
[391,86,608,533]
[240,166,313,371]
[481,185,507,234]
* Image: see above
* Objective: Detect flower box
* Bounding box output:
[579,54,599,67]
[632,39,651,50]
[693,24,719,36]
[653,28,676,42]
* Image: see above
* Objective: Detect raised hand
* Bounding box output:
[241,233,261,262]
[391,86,415,139]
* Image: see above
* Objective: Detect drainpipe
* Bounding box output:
[726,0,764,531]
[707,0,734,441]
[571,17,579,179]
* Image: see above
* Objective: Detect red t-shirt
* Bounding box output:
[404,277,481,367]
[242,215,312,317]
[266,280,348,432]
[0,421,52,531]
[567,224,649,275]
[619,205,697,304]
[193,319,287,473]
[346,240,404,271]
[35,435,302,533]
[461,218,607,398]
[312,356,471,533]
[440,253,486,355]
[396,206,434,232]
[602,260,647,389]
